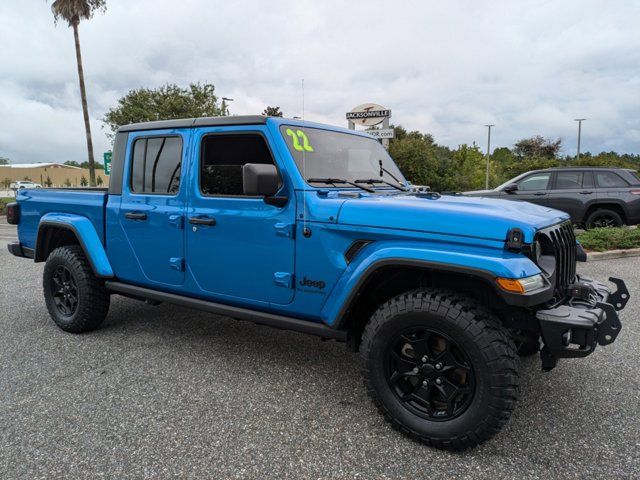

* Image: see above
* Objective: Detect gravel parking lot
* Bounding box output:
[0,231,638,479]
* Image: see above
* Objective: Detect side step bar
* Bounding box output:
[105,281,347,341]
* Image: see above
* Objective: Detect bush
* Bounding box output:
[577,227,640,252]
[0,197,14,216]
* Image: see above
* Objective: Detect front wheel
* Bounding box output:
[360,289,519,451]
[43,245,110,333]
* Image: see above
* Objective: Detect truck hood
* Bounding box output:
[337,193,569,242]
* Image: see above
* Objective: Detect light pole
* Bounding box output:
[484,124,494,190]
[222,97,234,115]
[574,118,586,160]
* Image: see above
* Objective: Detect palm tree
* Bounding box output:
[50,0,106,187]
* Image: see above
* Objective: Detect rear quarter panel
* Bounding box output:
[16,189,107,250]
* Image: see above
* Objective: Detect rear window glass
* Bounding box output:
[130,136,182,194]
[554,172,583,189]
[595,171,628,188]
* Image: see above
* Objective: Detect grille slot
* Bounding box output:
[546,221,576,292]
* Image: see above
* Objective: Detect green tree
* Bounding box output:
[79,161,103,170]
[50,0,106,187]
[64,178,72,187]
[0,156,9,165]
[96,175,103,186]
[513,136,562,159]
[103,83,227,138]
[80,175,88,186]
[2,178,11,189]
[64,160,80,167]
[389,126,441,189]
[45,176,53,187]
[262,106,283,117]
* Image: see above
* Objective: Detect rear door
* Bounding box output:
[184,127,296,306]
[546,170,591,220]
[117,129,189,287]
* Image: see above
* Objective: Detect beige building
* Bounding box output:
[0,163,109,188]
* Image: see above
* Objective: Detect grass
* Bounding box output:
[0,197,14,216]
[577,227,640,252]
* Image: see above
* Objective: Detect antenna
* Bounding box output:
[301,79,308,234]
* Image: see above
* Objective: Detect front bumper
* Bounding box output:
[536,276,628,371]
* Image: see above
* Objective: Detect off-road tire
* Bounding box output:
[360,289,519,451]
[43,245,110,333]
[585,209,623,229]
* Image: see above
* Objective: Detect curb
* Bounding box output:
[588,248,640,261]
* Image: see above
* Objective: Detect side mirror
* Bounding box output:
[503,183,518,193]
[243,163,287,206]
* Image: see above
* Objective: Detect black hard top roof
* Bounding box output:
[117,115,268,133]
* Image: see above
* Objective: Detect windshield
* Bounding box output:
[279,125,406,187]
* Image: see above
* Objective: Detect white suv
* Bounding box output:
[10,181,42,190]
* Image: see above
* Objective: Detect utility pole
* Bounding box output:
[574,118,586,161]
[221,97,234,116]
[484,124,494,190]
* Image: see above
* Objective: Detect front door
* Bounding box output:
[117,130,188,287]
[185,128,295,306]
[509,171,551,206]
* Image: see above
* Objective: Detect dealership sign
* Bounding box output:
[365,128,395,139]
[346,103,391,126]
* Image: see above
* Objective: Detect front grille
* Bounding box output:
[547,221,576,292]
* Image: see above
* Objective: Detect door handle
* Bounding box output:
[533,192,547,196]
[579,190,594,194]
[189,216,216,226]
[125,212,147,220]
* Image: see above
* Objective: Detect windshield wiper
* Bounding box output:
[378,159,405,186]
[306,177,375,193]
[354,178,408,192]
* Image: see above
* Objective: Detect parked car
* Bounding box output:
[10,180,42,190]
[6,116,628,450]
[465,167,640,228]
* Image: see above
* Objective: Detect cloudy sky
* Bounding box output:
[1,0,638,164]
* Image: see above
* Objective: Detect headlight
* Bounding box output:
[496,274,546,294]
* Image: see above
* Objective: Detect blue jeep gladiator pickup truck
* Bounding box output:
[6,115,629,450]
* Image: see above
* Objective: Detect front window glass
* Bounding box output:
[518,173,550,191]
[279,126,405,187]
[200,134,275,196]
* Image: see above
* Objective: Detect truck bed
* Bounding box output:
[16,188,108,251]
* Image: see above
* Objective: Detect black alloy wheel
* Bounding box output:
[585,209,623,229]
[50,265,79,316]
[386,328,475,421]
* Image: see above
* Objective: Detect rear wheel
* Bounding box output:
[43,245,110,333]
[360,289,519,450]
[585,209,623,229]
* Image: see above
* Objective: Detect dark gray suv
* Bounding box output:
[466,167,640,228]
